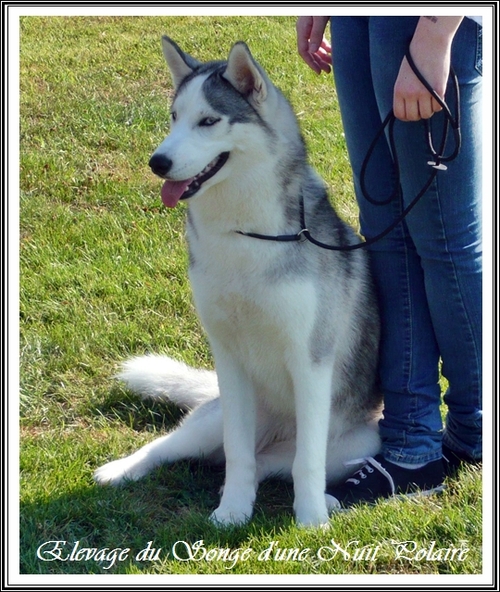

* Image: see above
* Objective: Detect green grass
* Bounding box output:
[19,15,482,576]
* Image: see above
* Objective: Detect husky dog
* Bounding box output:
[94,37,382,527]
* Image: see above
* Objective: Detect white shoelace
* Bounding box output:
[343,457,396,495]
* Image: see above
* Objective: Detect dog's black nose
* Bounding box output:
[149,153,173,178]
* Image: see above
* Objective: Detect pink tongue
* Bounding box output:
[161,179,193,208]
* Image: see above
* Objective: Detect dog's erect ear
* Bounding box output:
[161,36,201,89]
[223,42,267,105]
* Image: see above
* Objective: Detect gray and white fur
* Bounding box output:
[94,37,382,527]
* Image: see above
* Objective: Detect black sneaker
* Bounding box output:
[326,454,446,510]
[442,444,481,478]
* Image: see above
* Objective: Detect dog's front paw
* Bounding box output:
[209,504,252,527]
[93,456,149,486]
[294,498,330,528]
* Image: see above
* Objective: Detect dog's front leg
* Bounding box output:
[209,345,257,527]
[291,363,333,527]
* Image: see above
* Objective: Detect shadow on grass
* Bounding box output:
[92,383,186,433]
[21,388,296,575]
[21,463,295,575]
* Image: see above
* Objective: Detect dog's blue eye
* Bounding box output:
[199,117,220,127]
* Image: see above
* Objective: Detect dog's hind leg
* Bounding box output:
[256,441,295,482]
[94,399,224,486]
[325,420,381,485]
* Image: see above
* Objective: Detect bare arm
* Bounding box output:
[296,15,463,120]
[393,16,464,121]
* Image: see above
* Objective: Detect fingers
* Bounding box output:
[393,57,444,122]
[300,41,332,75]
[296,16,332,74]
[394,93,442,121]
[309,18,330,52]
[296,16,313,58]
[308,44,333,75]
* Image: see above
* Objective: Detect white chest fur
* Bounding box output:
[187,217,321,415]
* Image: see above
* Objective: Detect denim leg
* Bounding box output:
[330,16,482,463]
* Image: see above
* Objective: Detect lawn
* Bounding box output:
[18,15,483,579]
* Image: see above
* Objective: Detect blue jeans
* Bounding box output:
[330,16,482,464]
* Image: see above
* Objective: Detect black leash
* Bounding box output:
[237,51,461,251]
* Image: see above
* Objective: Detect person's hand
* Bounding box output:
[393,16,463,121]
[393,48,450,121]
[296,16,332,74]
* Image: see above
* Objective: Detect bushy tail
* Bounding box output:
[117,354,219,410]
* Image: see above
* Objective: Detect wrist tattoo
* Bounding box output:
[423,16,439,23]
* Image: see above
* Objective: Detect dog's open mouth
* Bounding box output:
[161,152,230,208]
